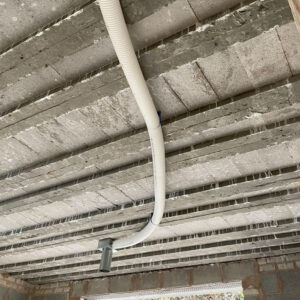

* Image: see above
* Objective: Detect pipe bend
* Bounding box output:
[97,0,166,251]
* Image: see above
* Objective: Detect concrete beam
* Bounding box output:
[14,235,300,281]
[0,0,92,54]
[30,254,300,299]
[30,245,300,284]
[0,0,195,93]
[0,76,298,202]
[0,17,298,218]
[0,190,299,264]
[1,177,300,246]
[0,0,293,140]
[0,0,299,286]
[1,217,298,274]
[1,117,300,218]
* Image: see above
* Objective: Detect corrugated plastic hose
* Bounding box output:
[97,0,166,270]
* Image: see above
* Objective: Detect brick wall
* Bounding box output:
[32,282,69,300]
[31,260,256,299]
[0,274,33,300]
[256,253,300,300]
[21,253,300,300]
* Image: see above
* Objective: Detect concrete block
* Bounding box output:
[88,278,109,296]
[268,254,300,264]
[135,272,159,290]
[167,219,211,236]
[111,88,144,129]
[67,191,113,210]
[279,269,300,293]
[287,139,300,164]
[291,79,300,104]
[197,48,253,99]
[37,119,81,152]
[52,38,114,82]
[277,262,294,270]
[232,150,268,176]
[202,158,242,182]
[80,96,132,138]
[277,22,300,74]
[223,261,255,282]
[0,137,36,171]
[260,264,276,272]
[234,29,291,88]
[147,225,175,240]
[256,143,295,171]
[130,0,197,49]
[193,264,222,285]
[110,275,132,293]
[147,76,187,119]
[0,0,89,51]
[55,110,108,147]
[246,84,294,113]
[163,268,189,288]
[163,62,217,110]
[122,0,181,24]
[15,126,62,160]
[118,181,151,201]
[261,272,278,294]
[97,187,134,206]
[0,65,62,113]
[60,110,109,146]
[166,163,215,191]
[188,0,242,21]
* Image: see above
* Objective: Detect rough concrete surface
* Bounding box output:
[0,0,299,291]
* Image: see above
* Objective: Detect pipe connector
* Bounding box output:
[98,238,114,273]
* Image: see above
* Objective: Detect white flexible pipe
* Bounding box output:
[97,0,166,250]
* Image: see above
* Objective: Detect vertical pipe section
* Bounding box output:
[97,0,166,250]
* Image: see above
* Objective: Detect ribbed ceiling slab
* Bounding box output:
[0,0,300,284]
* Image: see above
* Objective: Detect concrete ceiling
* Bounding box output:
[0,0,300,285]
